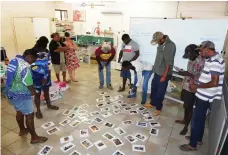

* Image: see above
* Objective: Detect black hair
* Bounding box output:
[65,32,70,37]
[23,48,38,58]
[51,32,59,39]
[121,34,130,40]
[34,36,49,50]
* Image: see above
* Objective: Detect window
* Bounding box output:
[55,9,68,21]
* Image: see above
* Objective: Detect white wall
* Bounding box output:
[0,1,72,59]
[72,1,228,35]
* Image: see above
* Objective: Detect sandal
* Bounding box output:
[30,136,48,144]
[35,112,43,119]
[118,88,125,92]
[179,144,197,151]
[47,105,59,110]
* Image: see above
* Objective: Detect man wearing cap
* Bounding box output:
[175,44,205,135]
[144,32,176,116]
[179,41,225,151]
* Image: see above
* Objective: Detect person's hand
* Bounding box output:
[160,75,166,82]
[189,84,198,92]
[42,78,47,86]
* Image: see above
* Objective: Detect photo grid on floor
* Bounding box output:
[38,92,161,155]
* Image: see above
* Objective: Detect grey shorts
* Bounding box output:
[53,63,66,74]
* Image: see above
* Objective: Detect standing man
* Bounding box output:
[179,41,225,151]
[144,32,176,116]
[4,49,48,144]
[95,41,116,90]
[49,33,69,83]
[118,34,140,92]
[175,44,205,135]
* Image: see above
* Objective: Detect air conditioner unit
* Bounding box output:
[225,2,228,16]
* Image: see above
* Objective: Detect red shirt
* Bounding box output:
[95,46,116,62]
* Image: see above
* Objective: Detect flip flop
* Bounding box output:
[35,112,43,119]
[47,105,59,110]
[19,129,29,136]
[179,144,197,151]
[30,136,48,144]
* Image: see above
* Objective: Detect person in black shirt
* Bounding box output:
[49,33,69,82]
[1,47,9,65]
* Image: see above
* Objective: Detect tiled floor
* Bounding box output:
[1,63,208,155]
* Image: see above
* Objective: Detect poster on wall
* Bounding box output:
[73,10,86,22]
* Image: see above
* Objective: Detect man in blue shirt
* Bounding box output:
[5,49,48,144]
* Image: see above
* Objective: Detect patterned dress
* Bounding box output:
[64,40,80,70]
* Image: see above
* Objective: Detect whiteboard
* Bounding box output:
[130,18,228,70]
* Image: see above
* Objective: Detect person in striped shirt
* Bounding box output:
[179,41,225,151]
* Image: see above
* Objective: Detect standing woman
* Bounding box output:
[64,32,80,82]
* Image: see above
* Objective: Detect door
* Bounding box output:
[33,18,51,41]
[13,18,36,54]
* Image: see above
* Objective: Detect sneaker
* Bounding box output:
[99,85,104,89]
[107,85,113,90]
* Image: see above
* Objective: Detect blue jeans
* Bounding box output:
[98,61,111,86]
[190,97,210,147]
[150,73,171,110]
[141,70,153,104]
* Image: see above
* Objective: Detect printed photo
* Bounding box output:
[94,140,107,151]
[123,120,133,125]
[59,119,71,126]
[135,133,147,142]
[79,104,89,109]
[124,107,131,111]
[38,145,53,155]
[144,116,154,121]
[150,122,161,127]
[41,122,55,130]
[113,110,121,115]
[100,92,107,95]
[102,112,112,118]
[72,106,79,112]
[94,117,104,123]
[96,103,106,108]
[80,139,93,149]
[136,122,147,128]
[80,129,89,137]
[89,125,99,132]
[104,122,115,128]
[132,145,146,152]
[141,111,151,117]
[125,135,137,143]
[60,142,75,153]
[129,110,138,115]
[69,120,81,127]
[112,105,120,110]
[112,138,124,147]
[114,127,126,135]
[60,135,73,144]
[112,150,125,155]
[137,106,146,111]
[101,107,110,112]
[120,103,128,107]
[130,103,138,107]
[69,150,81,155]
[96,98,105,102]
[102,132,115,141]
[68,113,77,119]
[150,128,159,136]
[46,127,60,135]
[90,111,100,116]
[62,109,71,115]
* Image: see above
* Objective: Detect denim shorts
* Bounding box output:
[120,69,131,78]
[8,99,34,115]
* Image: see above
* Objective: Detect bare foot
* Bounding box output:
[19,128,29,136]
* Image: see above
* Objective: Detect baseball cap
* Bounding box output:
[183,44,198,59]
[200,41,215,50]
[151,31,164,44]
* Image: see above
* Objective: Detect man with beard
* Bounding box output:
[95,41,116,90]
